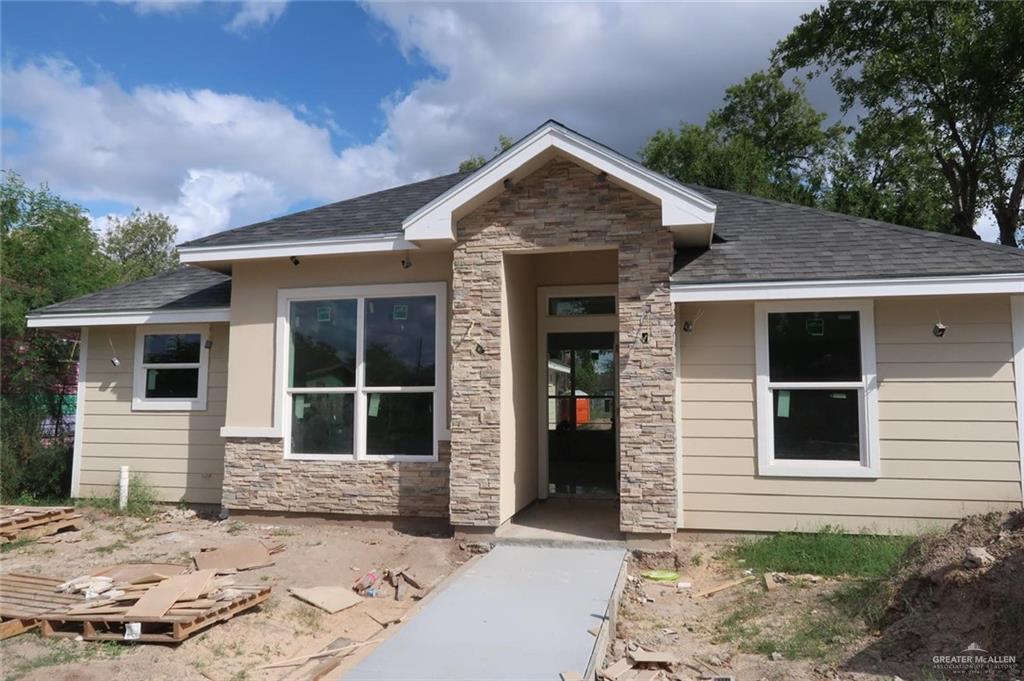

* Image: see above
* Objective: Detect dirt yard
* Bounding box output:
[615,513,1024,681]
[0,507,466,681]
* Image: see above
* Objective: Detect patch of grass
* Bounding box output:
[2,638,128,681]
[77,473,159,518]
[0,538,35,554]
[225,521,247,535]
[91,540,129,555]
[732,526,914,578]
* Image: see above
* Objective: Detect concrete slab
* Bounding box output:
[495,498,624,545]
[341,544,626,681]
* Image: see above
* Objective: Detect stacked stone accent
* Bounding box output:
[450,159,678,533]
[222,438,450,518]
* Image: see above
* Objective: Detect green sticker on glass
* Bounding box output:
[777,390,791,418]
[147,370,157,391]
[294,395,306,418]
[368,393,381,417]
[392,304,408,321]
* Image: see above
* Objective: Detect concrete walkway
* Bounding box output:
[341,544,626,681]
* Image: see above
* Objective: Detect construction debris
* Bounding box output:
[600,645,675,681]
[693,576,755,598]
[193,539,283,572]
[964,546,995,569]
[2,563,267,643]
[289,586,362,614]
[0,506,84,544]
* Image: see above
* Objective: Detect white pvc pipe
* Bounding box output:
[119,465,130,510]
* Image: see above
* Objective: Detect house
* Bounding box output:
[27,121,1024,544]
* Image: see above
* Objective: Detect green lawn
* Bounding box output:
[732,526,915,578]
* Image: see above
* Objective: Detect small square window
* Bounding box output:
[133,326,209,411]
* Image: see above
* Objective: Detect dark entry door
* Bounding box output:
[547,332,616,495]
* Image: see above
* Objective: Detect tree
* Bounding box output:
[709,71,845,204]
[640,71,841,205]
[458,135,515,172]
[775,1,1024,245]
[1,171,120,499]
[103,209,179,282]
[823,114,951,232]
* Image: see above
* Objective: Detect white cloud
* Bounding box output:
[1,58,401,240]
[3,3,821,241]
[116,0,287,34]
[225,0,287,34]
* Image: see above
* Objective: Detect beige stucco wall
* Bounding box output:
[225,251,454,429]
[677,295,1022,533]
[79,323,229,504]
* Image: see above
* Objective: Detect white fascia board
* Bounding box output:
[179,234,418,264]
[403,122,717,242]
[670,273,1024,303]
[27,307,231,328]
[1011,295,1024,508]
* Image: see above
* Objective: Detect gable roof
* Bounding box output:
[672,187,1024,285]
[179,171,469,250]
[402,120,716,245]
[27,265,231,327]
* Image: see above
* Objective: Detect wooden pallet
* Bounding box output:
[39,586,271,643]
[0,507,83,543]
[0,573,85,640]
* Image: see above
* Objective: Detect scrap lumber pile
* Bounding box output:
[0,574,84,640]
[599,646,678,681]
[40,564,270,643]
[0,506,83,544]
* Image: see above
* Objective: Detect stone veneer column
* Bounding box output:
[448,159,678,533]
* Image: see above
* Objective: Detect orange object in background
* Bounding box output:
[575,397,590,426]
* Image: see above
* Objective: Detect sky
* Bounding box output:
[7,1,993,244]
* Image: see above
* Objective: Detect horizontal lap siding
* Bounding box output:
[678,296,1022,534]
[79,324,228,504]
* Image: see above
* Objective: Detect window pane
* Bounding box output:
[144,334,201,364]
[547,350,573,396]
[574,347,615,397]
[548,296,615,316]
[366,393,433,456]
[145,368,199,398]
[291,393,354,455]
[773,389,860,461]
[578,397,615,431]
[548,397,575,431]
[290,300,357,388]
[365,296,436,387]
[768,311,861,382]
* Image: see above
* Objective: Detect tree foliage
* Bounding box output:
[774,0,1024,245]
[458,134,515,172]
[0,172,181,500]
[640,71,843,206]
[103,209,179,282]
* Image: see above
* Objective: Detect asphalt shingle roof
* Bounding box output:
[30,266,231,316]
[673,186,1024,283]
[179,171,470,249]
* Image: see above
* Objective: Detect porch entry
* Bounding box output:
[546,332,617,495]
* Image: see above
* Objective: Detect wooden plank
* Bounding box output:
[124,576,190,619]
[289,586,362,614]
[178,570,215,601]
[194,540,272,571]
[92,563,188,585]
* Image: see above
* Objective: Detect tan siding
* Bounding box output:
[678,295,1022,534]
[80,324,228,504]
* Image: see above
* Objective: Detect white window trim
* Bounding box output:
[132,324,210,411]
[754,299,880,478]
[276,282,447,463]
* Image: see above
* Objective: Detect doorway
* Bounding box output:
[546,332,617,496]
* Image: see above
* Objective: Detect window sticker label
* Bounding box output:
[804,318,825,336]
[777,389,791,418]
[368,393,381,417]
[294,395,306,418]
[392,304,408,321]
[317,306,332,323]
[147,370,157,391]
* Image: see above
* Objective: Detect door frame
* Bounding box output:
[536,284,618,499]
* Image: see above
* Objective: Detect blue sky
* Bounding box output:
[10,1,943,243]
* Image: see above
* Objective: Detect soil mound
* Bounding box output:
[857,511,1024,677]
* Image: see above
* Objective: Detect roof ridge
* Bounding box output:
[687,183,1024,259]
[179,170,471,249]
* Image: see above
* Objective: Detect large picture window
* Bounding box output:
[279,283,446,461]
[132,325,210,411]
[755,300,879,477]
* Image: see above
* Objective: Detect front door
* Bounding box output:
[546,332,616,496]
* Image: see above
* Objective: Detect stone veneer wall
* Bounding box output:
[450,159,678,533]
[222,438,451,518]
